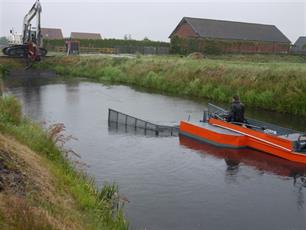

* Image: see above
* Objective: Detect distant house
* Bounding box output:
[41,28,63,39]
[291,37,306,54]
[169,17,291,54]
[70,32,102,40]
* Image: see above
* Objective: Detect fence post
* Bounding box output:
[144,122,147,135]
[116,111,119,128]
[155,126,159,136]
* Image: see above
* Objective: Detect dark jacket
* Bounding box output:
[228,101,245,123]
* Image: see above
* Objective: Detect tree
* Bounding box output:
[170,36,183,54]
[0,37,8,45]
[123,34,132,40]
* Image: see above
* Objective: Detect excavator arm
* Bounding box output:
[22,0,42,45]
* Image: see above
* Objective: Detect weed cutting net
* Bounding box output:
[108,109,178,136]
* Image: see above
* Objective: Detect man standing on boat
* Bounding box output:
[227,95,245,123]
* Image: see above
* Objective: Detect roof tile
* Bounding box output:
[171,17,290,43]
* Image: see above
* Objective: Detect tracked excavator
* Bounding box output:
[2,0,47,62]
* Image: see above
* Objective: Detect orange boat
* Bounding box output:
[179,104,306,164]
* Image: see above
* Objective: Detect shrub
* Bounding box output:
[102,66,123,81]
[0,96,22,125]
[38,56,306,116]
[43,38,169,50]
[143,71,163,88]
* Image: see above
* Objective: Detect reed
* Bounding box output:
[37,55,306,116]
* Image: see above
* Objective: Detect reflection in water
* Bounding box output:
[224,158,240,184]
[5,70,56,89]
[293,172,306,210]
[65,81,80,105]
[179,135,306,208]
[19,85,43,120]
[246,107,306,133]
[23,85,41,103]
[179,135,306,177]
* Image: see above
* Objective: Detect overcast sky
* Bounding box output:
[0,0,305,43]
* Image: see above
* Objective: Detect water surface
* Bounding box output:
[7,79,306,230]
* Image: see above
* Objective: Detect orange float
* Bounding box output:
[179,104,306,164]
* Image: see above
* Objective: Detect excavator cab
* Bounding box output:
[29,31,37,44]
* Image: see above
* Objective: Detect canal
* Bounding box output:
[6,77,306,230]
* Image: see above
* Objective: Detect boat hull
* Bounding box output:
[180,118,306,164]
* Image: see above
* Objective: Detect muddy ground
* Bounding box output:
[0,149,27,196]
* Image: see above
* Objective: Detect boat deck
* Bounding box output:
[278,133,302,141]
[188,121,244,136]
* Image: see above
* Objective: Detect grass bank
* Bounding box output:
[0,69,128,229]
[37,55,306,116]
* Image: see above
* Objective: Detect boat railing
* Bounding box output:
[206,103,299,136]
[108,108,179,137]
[207,103,228,117]
[246,118,299,136]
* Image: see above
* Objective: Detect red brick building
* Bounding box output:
[291,36,306,54]
[169,17,291,54]
[41,28,63,39]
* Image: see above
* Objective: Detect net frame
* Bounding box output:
[108,108,179,136]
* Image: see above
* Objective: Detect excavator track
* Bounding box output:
[2,45,47,58]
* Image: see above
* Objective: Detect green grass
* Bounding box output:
[207,53,306,63]
[36,55,306,116]
[0,94,129,229]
